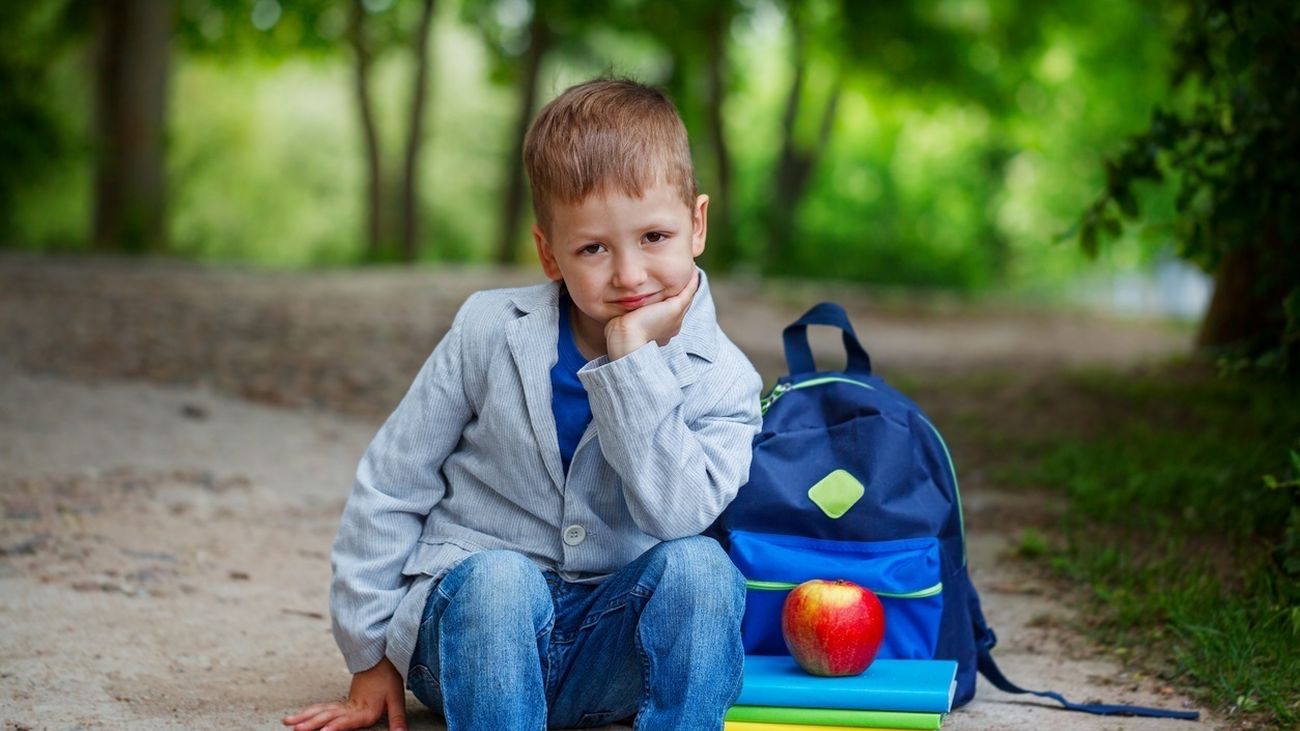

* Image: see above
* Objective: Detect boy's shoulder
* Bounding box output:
[459,281,559,318]
[450,281,559,340]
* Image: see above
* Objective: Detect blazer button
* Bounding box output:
[562,524,586,546]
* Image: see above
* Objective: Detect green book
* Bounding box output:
[726,705,943,730]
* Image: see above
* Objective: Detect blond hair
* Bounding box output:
[523,78,698,234]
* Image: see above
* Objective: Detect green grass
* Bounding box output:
[994,366,1300,727]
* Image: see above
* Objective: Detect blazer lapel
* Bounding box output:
[506,284,566,494]
[658,268,721,389]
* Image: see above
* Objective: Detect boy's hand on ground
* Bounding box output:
[605,270,699,360]
[282,657,408,731]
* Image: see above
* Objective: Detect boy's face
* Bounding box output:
[533,179,707,339]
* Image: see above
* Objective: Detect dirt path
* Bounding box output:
[0,256,1211,729]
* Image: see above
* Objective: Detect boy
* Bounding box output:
[283,78,763,731]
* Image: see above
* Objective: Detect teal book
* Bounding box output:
[734,656,958,714]
[725,705,943,729]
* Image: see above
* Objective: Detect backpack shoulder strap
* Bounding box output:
[975,630,1199,720]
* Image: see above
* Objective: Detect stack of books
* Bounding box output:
[724,655,958,731]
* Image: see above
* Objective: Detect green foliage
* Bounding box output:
[1016,527,1048,558]
[0,2,78,242]
[1263,441,1300,578]
[1077,0,1300,361]
[176,0,411,59]
[5,0,1185,289]
[1002,369,1300,725]
[1055,541,1300,723]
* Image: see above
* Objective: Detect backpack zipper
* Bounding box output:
[759,382,793,413]
[760,376,862,415]
[744,578,943,599]
[759,375,967,564]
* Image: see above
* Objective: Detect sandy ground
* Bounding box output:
[0,256,1212,730]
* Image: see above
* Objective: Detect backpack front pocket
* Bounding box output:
[729,530,943,660]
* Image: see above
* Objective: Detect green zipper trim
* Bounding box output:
[915,412,965,564]
[744,579,943,600]
[760,376,967,566]
[760,376,868,414]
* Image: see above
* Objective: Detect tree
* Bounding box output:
[398,0,437,263]
[699,1,738,270]
[636,0,741,271]
[464,0,557,265]
[1077,0,1300,370]
[347,0,384,260]
[760,0,1046,273]
[178,0,437,263]
[91,0,173,252]
[764,0,843,270]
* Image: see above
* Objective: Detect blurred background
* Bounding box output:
[4,0,1294,361]
[2,3,1299,728]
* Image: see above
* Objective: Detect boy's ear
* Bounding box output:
[532,223,563,281]
[691,194,710,258]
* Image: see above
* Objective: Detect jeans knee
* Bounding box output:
[646,536,744,615]
[439,550,551,631]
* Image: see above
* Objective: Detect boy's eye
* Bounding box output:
[644,232,666,244]
[579,243,605,256]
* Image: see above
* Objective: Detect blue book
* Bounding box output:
[735,656,958,714]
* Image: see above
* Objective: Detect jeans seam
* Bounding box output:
[435,608,456,729]
[632,599,654,730]
[539,606,556,703]
[576,599,629,632]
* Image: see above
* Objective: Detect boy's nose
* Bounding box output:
[611,253,648,289]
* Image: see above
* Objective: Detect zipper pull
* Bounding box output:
[760,382,792,414]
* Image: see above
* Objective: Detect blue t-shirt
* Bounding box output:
[551,293,593,475]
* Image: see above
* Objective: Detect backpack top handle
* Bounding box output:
[782,301,873,376]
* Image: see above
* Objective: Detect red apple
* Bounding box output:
[781,579,886,677]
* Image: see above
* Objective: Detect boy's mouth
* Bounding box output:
[612,292,659,308]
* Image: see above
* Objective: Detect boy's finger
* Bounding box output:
[284,704,327,721]
[322,707,369,731]
[675,271,701,308]
[386,693,409,731]
[296,707,343,731]
[676,271,700,299]
[283,704,329,724]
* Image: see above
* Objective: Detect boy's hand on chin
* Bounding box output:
[605,270,700,360]
[282,657,408,731]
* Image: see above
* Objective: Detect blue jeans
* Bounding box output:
[406,536,746,730]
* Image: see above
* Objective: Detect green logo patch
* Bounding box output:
[807,469,865,519]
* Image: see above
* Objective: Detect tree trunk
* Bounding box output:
[348,0,384,261]
[702,3,735,270]
[399,0,436,263]
[1197,226,1290,352]
[766,10,841,271]
[765,13,806,269]
[91,0,172,253]
[494,10,550,265]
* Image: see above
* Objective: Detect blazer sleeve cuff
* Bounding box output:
[338,634,389,675]
[577,341,681,423]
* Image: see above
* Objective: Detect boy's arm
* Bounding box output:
[329,297,476,674]
[578,342,762,540]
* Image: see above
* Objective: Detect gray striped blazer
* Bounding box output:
[329,269,763,679]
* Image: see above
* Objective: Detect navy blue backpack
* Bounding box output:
[710,302,1198,719]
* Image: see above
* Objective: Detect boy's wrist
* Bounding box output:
[605,331,650,361]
